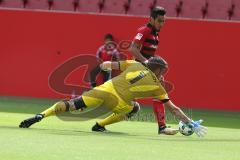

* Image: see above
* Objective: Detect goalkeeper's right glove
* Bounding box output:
[188,119,208,137]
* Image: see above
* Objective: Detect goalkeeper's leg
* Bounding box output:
[19,97,87,128]
[92,101,140,132]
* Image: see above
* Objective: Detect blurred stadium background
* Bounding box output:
[0,1,240,160]
[0,0,240,20]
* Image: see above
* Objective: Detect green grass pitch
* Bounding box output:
[0,96,240,160]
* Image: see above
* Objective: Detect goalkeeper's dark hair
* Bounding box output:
[151,6,166,19]
[147,56,168,71]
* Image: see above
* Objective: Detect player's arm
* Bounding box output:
[100,60,135,71]
[129,41,147,62]
[163,100,208,137]
[100,61,120,70]
[129,28,149,62]
[96,46,104,61]
[163,100,191,124]
[156,88,190,123]
[112,49,120,61]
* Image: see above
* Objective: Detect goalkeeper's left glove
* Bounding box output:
[188,119,208,137]
[100,62,112,71]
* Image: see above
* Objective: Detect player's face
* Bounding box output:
[104,40,117,53]
[153,15,165,31]
[155,68,168,80]
[104,38,113,44]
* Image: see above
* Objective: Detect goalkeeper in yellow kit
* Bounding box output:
[19,56,207,137]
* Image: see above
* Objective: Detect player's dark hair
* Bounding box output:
[104,33,114,41]
[147,56,168,71]
[151,6,166,19]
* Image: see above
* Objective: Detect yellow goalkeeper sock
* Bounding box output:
[41,101,67,118]
[98,113,126,127]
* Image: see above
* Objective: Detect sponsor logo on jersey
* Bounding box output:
[135,33,143,40]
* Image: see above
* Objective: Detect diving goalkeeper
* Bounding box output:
[19,56,207,137]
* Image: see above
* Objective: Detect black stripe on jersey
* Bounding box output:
[141,52,154,59]
[142,46,157,52]
[146,23,158,36]
[151,30,158,36]
[145,39,159,45]
[129,71,146,84]
[62,100,70,111]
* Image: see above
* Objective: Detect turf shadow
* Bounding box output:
[1,125,240,143]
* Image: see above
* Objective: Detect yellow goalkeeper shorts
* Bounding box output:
[82,84,133,115]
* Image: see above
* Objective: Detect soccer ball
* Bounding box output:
[179,121,194,136]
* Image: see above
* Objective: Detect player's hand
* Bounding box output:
[100,63,111,72]
[189,119,208,137]
[99,63,105,70]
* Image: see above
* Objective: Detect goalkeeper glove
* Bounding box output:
[188,119,208,137]
[100,62,112,71]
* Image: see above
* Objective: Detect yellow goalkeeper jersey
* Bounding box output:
[82,60,169,114]
[101,60,168,102]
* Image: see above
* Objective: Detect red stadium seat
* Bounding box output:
[206,0,232,20]
[102,0,129,14]
[181,0,207,19]
[0,0,23,9]
[127,0,155,16]
[78,0,101,13]
[231,0,240,20]
[25,0,50,10]
[51,0,77,12]
[156,0,180,17]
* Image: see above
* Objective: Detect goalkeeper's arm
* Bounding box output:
[100,61,120,70]
[164,100,191,124]
[164,100,208,137]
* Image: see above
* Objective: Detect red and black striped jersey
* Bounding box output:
[133,23,159,59]
[96,42,120,62]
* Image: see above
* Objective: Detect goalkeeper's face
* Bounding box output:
[155,67,168,80]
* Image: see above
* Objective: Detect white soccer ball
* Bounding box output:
[179,121,194,136]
